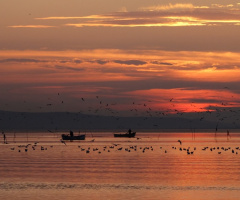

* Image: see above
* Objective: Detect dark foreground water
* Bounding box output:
[0,132,240,200]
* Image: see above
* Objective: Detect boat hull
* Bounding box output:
[61,134,85,140]
[114,132,136,138]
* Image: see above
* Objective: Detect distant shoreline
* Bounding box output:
[1,129,240,134]
[1,110,239,132]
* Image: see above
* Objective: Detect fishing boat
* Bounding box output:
[61,131,85,140]
[114,129,136,138]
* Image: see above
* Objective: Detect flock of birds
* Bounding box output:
[5,138,240,156]
[1,90,240,154]
[2,91,240,130]
[76,95,239,125]
[0,87,240,144]
[9,142,53,152]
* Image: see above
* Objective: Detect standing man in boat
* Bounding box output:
[128,129,132,134]
[70,130,74,137]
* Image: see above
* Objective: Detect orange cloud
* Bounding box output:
[9,3,240,29]
[1,49,240,85]
[8,25,55,28]
[35,3,240,28]
[35,15,114,20]
[0,49,240,114]
[142,3,195,11]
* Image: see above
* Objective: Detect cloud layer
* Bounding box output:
[2,2,240,118]
[7,3,240,28]
[32,3,240,28]
[0,49,240,114]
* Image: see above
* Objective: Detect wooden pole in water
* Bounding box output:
[13,132,16,143]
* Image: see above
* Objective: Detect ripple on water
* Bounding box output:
[1,182,240,191]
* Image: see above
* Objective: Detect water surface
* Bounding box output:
[0,132,240,200]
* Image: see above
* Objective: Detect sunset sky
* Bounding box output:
[1,0,240,117]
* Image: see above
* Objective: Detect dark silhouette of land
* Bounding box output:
[0,110,239,132]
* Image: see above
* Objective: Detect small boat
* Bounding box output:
[114,130,136,138]
[61,131,85,141]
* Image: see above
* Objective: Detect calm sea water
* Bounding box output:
[1,131,240,200]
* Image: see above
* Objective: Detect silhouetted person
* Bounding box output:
[70,130,74,137]
[128,129,132,134]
